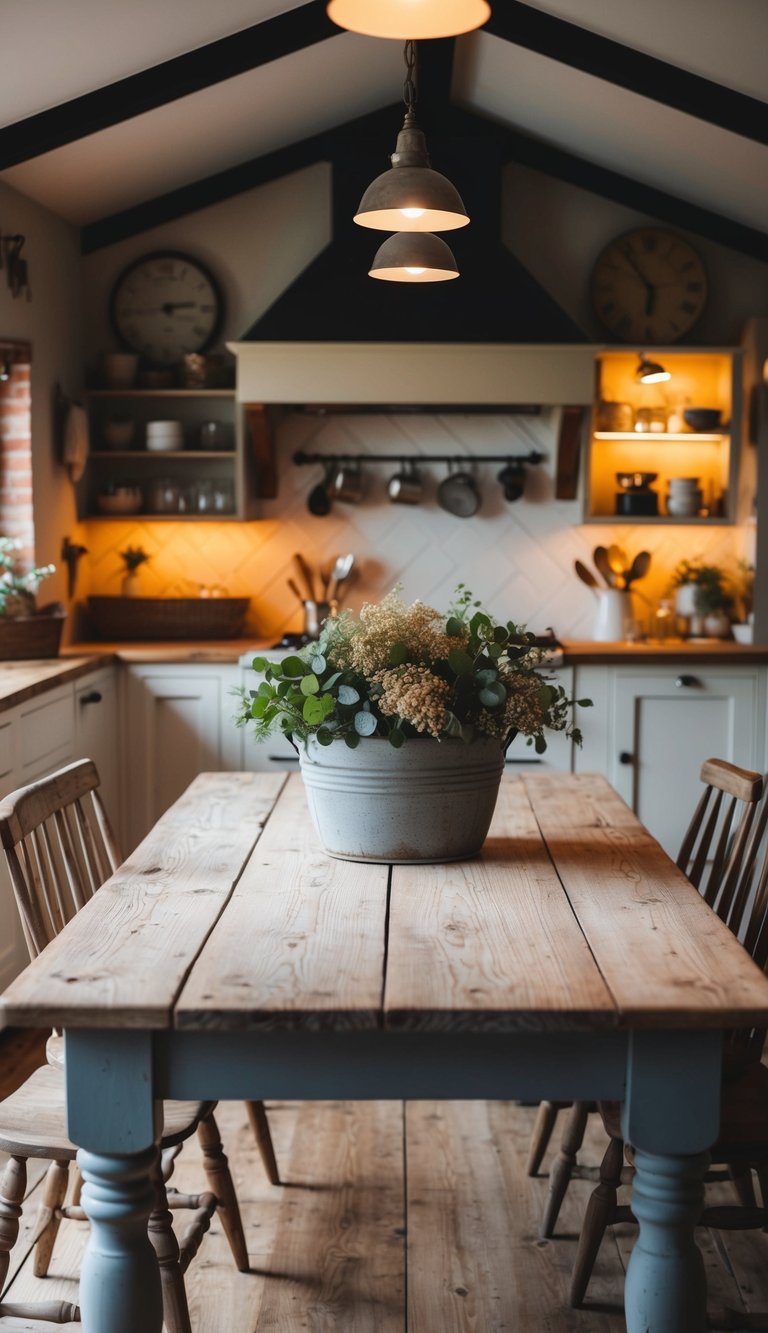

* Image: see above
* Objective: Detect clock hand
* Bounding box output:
[161,301,197,314]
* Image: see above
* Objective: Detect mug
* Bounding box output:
[437,464,480,518]
[387,461,422,505]
[330,463,363,504]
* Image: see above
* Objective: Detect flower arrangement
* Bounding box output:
[119,545,151,572]
[669,557,734,616]
[238,586,588,753]
[0,537,55,618]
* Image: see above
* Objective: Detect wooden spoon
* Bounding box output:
[574,559,599,591]
[625,550,651,588]
[593,546,616,588]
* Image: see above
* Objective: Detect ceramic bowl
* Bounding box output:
[683,408,722,432]
[100,352,139,389]
[102,418,136,450]
[146,420,183,452]
[97,487,142,515]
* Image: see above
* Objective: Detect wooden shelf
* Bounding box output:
[585,514,732,526]
[593,431,725,443]
[86,388,235,398]
[85,513,237,522]
[90,451,236,460]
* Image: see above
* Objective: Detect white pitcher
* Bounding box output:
[592,589,632,642]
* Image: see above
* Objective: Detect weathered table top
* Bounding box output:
[4,770,768,1035]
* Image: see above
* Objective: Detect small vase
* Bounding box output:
[121,571,142,598]
[702,610,731,639]
[298,734,505,863]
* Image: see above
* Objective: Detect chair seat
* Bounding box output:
[0,1065,212,1159]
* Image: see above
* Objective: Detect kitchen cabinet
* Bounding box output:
[82,392,274,521]
[585,348,741,525]
[122,664,241,849]
[574,664,765,856]
[74,666,120,841]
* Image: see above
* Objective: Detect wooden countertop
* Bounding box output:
[0,638,765,715]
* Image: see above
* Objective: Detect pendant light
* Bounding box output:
[635,354,671,384]
[327,0,491,39]
[354,41,469,233]
[369,231,459,282]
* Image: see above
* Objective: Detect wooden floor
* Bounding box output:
[2,1034,768,1331]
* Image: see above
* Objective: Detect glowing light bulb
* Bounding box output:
[401,207,425,219]
[405,266,426,275]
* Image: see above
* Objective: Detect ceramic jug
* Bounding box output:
[592,589,631,642]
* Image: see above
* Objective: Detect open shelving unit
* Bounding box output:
[585,348,741,525]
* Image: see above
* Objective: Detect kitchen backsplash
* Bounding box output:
[82,409,750,642]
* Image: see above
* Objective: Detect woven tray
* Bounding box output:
[88,596,249,641]
[0,610,66,660]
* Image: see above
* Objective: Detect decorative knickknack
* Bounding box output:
[119,545,150,597]
[238,587,588,863]
[0,537,63,660]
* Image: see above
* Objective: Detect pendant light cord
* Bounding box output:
[403,39,418,114]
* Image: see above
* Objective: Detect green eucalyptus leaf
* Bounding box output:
[443,710,463,738]
[281,655,306,678]
[250,695,270,719]
[250,656,267,672]
[277,679,292,698]
[310,653,327,673]
[493,625,509,644]
[475,668,498,686]
[324,671,342,690]
[389,640,408,666]
[354,710,378,736]
[345,731,360,749]
[446,615,464,636]
[469,611,491,637]
[388,728,405,748]
[302,695,326,724]
[488,642,503,659]
[337,684,360,705]
[479,681,506,708]
[299,674,320,696]
[577,698,594,708]
[534,733,547,755]
[316,727,334,746]
[448,647,474,676]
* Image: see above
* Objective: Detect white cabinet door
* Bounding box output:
[612,668,763,857]
[16,684,75,782]
[75,666,120,842]
[123,665,238,850]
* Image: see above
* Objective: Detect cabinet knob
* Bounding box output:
[675,675,701,689]
[619,751,635,765]
[79,690,102,705]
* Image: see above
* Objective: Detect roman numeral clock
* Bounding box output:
[590,227,707,343]
[109,250,224,365]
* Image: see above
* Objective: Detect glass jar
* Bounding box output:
[634,407,667,433]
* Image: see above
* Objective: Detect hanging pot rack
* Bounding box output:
[293,449,546,469]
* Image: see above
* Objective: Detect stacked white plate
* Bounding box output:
[146,420,183,452]
[666,476,702,517]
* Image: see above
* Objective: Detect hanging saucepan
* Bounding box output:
[437,461,480,517]
[497,460,525,503]
[307,461,334,516]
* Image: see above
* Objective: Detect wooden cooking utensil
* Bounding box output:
[292,552,316,600]
[574,560,599,590]
[625,550,651,588]
[593,546,616,588]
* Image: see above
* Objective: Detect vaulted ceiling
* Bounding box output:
[1,0,766,261]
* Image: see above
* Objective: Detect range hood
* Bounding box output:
[230,126,598,408]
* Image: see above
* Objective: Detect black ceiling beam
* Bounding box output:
[486,2,768,148]
[504,130,768,263]
[0,1,335,170]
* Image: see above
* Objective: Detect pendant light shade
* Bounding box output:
[355,110,469,232]
[368,231,459,282]
[327,0,491,39]
[635,354,671,384]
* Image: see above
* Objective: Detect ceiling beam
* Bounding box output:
[0,1,335,170]
[504,130,768,263]
[486,2,768,148]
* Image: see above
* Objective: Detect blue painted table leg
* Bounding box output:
[624,1147,709,1333]
[621,1030,722,1333]
[65,1030,163,1333]
[78,1146,162,1333]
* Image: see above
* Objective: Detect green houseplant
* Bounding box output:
[238,587,588,863]
[669,558,734,637]
[0,537,63,660]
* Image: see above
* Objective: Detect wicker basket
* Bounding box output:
[88,596,250,641]
[0,610,66,660]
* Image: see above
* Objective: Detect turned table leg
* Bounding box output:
[78,1147,162,1333]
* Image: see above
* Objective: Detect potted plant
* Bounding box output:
[238,587,589,863]
[669,557,734,638]
[119,545,150,597]
[0,537,63,659]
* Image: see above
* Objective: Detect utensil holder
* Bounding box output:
[592,590,632,642]
[302,600,331,638]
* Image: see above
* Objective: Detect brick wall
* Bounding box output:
[0,362,33,563]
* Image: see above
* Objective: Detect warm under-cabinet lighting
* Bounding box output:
[327,0,491,39]
[635,354,671,384]
[368,231,459,282]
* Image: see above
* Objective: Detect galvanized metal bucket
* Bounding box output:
[298,734,505,863]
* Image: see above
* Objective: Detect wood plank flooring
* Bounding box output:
[2,1032,768,1330]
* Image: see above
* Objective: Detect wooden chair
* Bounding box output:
[528,758,765,1239]
[0,758,276,1328]
[569,764,768,1310]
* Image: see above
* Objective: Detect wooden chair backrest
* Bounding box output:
[0,758,121,960]
[676,758,764,925]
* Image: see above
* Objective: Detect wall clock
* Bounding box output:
[110,250,224,365]
[590,227,707,344]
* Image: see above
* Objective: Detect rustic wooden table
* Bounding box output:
[3,770,768,1333]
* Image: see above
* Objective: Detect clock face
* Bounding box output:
[110,251,223,365]
[590,228,707,344]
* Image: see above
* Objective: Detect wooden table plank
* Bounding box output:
[0,773,285,1030]
[384,777,617,1031]
[175,775,389,1030]
[524,772,768,1028]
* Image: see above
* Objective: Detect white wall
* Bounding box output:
[0,180,86,625]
